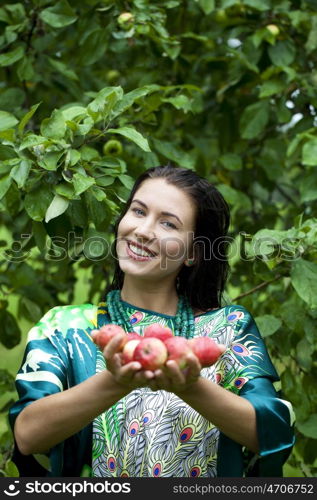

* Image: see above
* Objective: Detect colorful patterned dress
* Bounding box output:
[9,300,295,477]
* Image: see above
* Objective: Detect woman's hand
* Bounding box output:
[101,333,155,390]
[147,352,202,394]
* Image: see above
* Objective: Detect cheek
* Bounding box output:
[117,216,131,236]
[161,237,187,260]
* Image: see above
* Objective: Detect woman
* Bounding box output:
[9,166,295,477]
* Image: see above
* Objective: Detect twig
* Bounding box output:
[232,273,283,301]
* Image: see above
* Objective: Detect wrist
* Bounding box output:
[99,369,130,399]
[174,376,203,397]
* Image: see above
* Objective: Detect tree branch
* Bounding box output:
[232,273,283,301]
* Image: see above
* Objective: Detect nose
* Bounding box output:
[134,218,156,241]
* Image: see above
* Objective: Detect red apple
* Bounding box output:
[92,324,126,350]
[164,337,193,369]
[133,338,168,370]
[122,339,141,364]
[189,337,225,367]
[126,332,142,341]
[144,323,173,342]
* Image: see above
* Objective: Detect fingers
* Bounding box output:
[185,353,201,379]
[103,334,126,360]
[218,343,227,354]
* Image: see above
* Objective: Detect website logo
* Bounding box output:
[4,481,20,496]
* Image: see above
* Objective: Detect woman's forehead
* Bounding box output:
[133,178,195,210]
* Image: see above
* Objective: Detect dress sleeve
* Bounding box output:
[8,306,69,476]
[218,306,295,476]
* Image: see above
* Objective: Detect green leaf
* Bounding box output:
[291,258,317,308]
[10,159,32,188]
[95,176,115,187]
[24,185,54,221]
[216,184,252,211]
[0,310,21,349]
[239,100,270,139]
[299,173,317,203]
[296,338,313,371]
[72,173,95,195]
[88,87,123,121]
[162,95,192,113]
[297,415,317,439]
[61,106,87,121]
[55,183,76,199]
[19,134,47,151]
[244,0,271,10]
[40,0,77,28]
[111,85,160,119]
[32,221,47,253]
[0,145,16,160]
[39,151,64,171]
[118,174,135,190]
[107,126,151,152]
[152,138,195,168]
[48,57,78,81]
[0,45,24,67]
[268,40,296,66]
[4,460,19,477]
[254,315,282,337]
[90,186,107,202]
[40,109,66,140]
[197,0,215,15]
[219,153,242,171]
[302,138,317,166]
[0,88,25,111]
[0,175,12,201]
[259,79,285,98]
[45,194,69,223]
[305,15,317,53]
[18,102,42,135]
[0,111,18,131]
[20,297,42,323]
[78,29,109,66]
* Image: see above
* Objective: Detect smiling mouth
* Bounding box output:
[126,242,156,260]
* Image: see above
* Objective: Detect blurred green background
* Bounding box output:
[0,0,316,477]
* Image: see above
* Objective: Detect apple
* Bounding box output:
[164,337,193,369]
[266,24,280,37]
[126,332,142,341]
[122,339,141,364]
[103,139,122,156]
[133,338,168,370]
[118,12,134,30]
[189,337,225,367]
[144,323,173,342]
[92,324,126,350]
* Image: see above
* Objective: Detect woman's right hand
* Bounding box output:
[101,334,155,390]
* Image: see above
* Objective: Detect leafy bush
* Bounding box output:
[0,0,316,476]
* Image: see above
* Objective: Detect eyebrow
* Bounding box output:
[131,199,183,226]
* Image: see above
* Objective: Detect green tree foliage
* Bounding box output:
[0,0,316,477]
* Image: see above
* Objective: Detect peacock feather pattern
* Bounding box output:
[92,302,276,476]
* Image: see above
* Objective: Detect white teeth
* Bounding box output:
[129,243,153,257]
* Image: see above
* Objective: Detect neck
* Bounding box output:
[120,276,179,316]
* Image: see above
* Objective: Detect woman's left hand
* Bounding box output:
[147,352,202,394]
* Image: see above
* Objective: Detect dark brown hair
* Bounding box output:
[106,165,230,311]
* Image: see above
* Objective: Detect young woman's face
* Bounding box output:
[116,178,196,283]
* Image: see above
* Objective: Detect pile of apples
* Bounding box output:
[91,323,225,371]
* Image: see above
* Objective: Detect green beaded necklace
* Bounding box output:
[106,289,196,339]
[100,289,196,452]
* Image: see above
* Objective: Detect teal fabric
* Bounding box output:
[8,303,295,477]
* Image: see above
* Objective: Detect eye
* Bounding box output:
[131,207,145,216]
[162,220,177,229]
